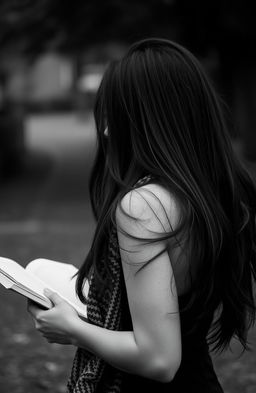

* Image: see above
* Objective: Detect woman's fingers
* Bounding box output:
[27,300,40,316]
[44,288,63,306]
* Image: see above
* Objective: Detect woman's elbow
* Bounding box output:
[149,355,181,383]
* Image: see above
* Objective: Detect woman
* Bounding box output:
[28,38,256,392]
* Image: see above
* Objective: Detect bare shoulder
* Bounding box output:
[116,182,181,234]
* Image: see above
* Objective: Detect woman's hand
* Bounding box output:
[27,288,79,345]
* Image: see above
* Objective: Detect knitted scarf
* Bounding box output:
[67,225,124,393]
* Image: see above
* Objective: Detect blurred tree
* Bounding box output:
[0,0,178,57]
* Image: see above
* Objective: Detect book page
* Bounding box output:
[0,257,47,298]
[0,272,15,289]
[26,259,89,318]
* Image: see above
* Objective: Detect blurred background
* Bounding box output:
[0,1,255,392]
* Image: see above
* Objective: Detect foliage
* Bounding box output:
[0,0,178,56]
[1,0,256,58]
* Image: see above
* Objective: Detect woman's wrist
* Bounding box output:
[69,315,87,347]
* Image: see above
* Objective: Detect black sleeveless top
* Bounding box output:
[118,175,224,393]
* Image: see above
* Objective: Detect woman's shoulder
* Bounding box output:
[117,178,181,233]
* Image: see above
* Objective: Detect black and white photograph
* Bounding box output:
[0,1,256,392]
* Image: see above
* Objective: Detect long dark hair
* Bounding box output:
[76,38,256,353]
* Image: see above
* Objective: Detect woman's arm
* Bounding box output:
[28,185,181,383]
[71,314,176,382]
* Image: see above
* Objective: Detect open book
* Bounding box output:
[0,257,89,320]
